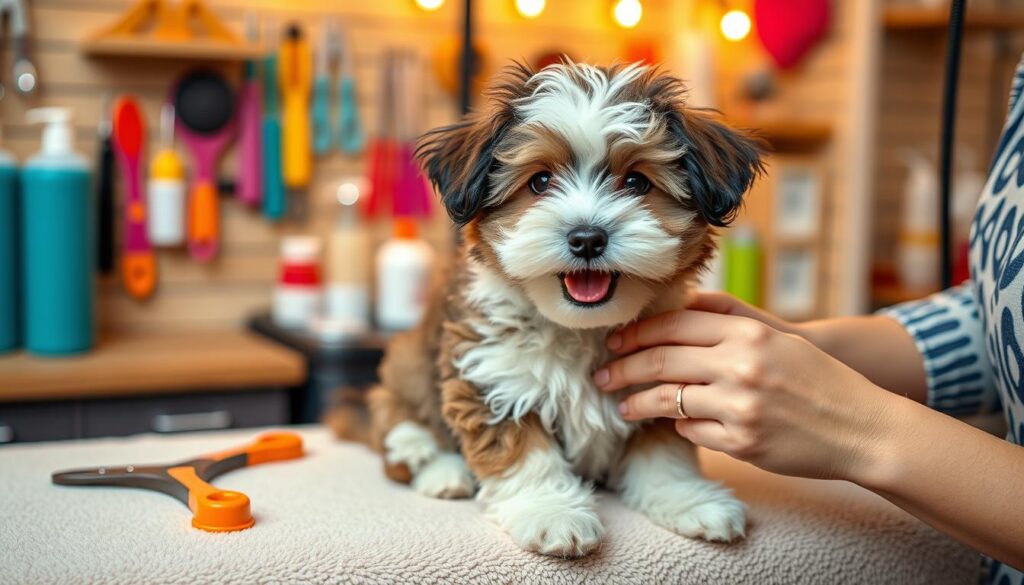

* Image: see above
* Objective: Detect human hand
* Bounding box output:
[686,290,804,338]
[593,309,899,483]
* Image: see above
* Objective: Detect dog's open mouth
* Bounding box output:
[560,270,619,307]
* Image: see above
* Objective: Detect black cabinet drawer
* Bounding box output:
[0,401,77,444]
[80,390,289,438]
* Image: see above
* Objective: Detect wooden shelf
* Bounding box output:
[81,37,263,61]
[0,331,305,402]
[883,6,1024,32]
[79,0,262,62]
[733,119,833,153]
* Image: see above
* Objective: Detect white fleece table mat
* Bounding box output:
[0,426,978,584]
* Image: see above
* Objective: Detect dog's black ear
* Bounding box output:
[416,115,514,226]
[416,63,533,226]
[667,111,765,227]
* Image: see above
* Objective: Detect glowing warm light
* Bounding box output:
[415,0,444,11]
[515,0,545,18]
[720,9,752,41]
[612,0,642,28]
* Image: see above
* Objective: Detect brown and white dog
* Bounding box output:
[365,61,763,558]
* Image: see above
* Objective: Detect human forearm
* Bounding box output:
[798,316,928,403]
[856,394,1024,568]
[603,305,1023,566]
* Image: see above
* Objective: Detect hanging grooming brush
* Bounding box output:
[236,14,263,208]
[112,97,157,300]
[279,23,313,190]
[364,50,397,219]
[336,24,365,155]
[394,51,432,218]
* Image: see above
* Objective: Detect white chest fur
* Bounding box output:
[455,264,634,480]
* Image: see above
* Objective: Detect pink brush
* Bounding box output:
[236,16,262,207]
[112,97,156,299]
[174,71,236,262]
[236,78,262,207]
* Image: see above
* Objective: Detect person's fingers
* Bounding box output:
[674,418,731,452]
[594,346,719,392]
[618,383,690,420]
[686,290,745,314]
[619,383,741,422]
[688,290,796,335]
[678,384,746,421]
[607,309,737,354]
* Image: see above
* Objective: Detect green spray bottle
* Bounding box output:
[723,225,762,307]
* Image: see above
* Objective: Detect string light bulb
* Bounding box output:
[414,0,444,11]
[515,0,545,18]
[720,9,752,41]
[612,0,642,28]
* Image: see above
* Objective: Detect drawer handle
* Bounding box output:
[151,411,232,434]
[0,425,12,444]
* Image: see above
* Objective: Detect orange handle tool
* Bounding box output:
[187,180,219,262]
[52,432,304,532]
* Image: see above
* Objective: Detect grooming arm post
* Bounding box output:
[939,0,967,289]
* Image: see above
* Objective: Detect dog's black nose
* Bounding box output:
[567,226,608,259]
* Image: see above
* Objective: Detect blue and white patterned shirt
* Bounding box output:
[882,55,1024,585]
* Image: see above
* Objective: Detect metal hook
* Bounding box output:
[0,0,38,97]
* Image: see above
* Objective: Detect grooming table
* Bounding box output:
[0,427,978,584]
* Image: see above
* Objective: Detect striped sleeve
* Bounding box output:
[1008,51,1024,121]
[878,283,1001,417]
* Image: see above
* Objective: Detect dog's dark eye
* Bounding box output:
[529,171,552,195]
[623,172,652,195]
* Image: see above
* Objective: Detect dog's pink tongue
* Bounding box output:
[564,271,612,303]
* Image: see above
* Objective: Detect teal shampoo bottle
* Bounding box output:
[0,135,17,353]
[21,108,95,355]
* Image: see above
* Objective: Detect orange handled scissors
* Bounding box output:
[52,432,304,532]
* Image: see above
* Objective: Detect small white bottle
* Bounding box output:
[325,180,371,331]
[375,218,434,331]
[273,236,323,329]
[148,105,186,247]
[899,150,939,291]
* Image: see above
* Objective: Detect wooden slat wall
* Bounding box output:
[710,0,861,316]
[872,0,1024,302]
[1,0,666,334]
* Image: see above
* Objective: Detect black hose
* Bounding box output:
[459,0,474,115]
[939,0,968,289]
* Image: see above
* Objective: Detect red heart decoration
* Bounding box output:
[754,0,831,69]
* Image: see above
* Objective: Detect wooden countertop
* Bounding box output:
[0,331,306,402]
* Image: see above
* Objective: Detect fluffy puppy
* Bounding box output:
[366,61,763,557]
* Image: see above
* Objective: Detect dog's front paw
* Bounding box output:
[480,449,603,557]
[412,453,475,499]
[505,505,604,558]
[644,482,747,543]
[383,421,438,473]
[669,493,746,542]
